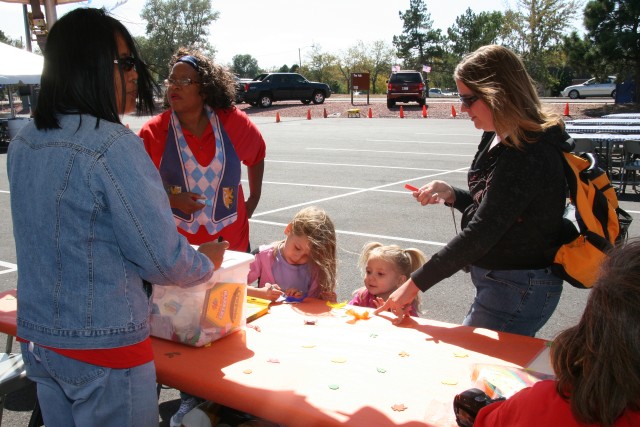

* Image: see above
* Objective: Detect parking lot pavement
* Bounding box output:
[1,115,638,425]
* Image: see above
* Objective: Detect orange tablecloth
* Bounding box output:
[0,290,548,426]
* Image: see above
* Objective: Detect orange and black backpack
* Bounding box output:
[551,136,633,288]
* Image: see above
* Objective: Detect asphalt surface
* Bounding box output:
[1,113,638,426]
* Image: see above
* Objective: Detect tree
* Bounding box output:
[447,8,506,57]
[0,30,23,48]
[139,0,218,80]
[393,0,444,70]
[304,44,338,85]
[502,0,582,91]
[278,64,290,72]
[583,0,640,103]
[230,54,260,78]
[367,40,396,93]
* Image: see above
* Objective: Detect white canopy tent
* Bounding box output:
[0,42,43,118]
[0,42,43,85]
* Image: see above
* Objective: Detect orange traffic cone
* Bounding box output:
[563,103,570,116]
[368,107,373,118]
[323,108,328,118]
[275,112,281,123]
[399,106,405,118]
[307,109,311,120]
[451,105,457,118]
[422,105,427,118]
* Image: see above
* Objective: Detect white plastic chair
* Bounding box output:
[0,336,30,426]
[619,139,640,194]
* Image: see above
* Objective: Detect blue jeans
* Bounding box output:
[21,342,159,427]
[463,266,563,337]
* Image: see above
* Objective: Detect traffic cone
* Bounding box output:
[422,105,427,118]
[307,109,311,120]
[399,106,405,118]
[323,108,328,118]
[275,112,280,123]
[368,107,373,118]
[451,105,457,118]
[563,103,570,116]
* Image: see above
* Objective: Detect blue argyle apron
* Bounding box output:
[158,106,240,235]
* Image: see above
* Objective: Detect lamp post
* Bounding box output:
[298,45,312,70]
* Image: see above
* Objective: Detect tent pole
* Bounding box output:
[9,86,16,118]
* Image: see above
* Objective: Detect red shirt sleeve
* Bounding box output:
[216,107,266,166]
[138,110,171,169]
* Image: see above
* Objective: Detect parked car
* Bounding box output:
[386,70,426,108]
[243,72,331,108]
[428,88,447,98]
[561,76,617,99]
[233,76,250,104]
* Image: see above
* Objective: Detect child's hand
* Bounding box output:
[247,284,283,301]
[263,283,284,301]
[373,296,385,308]
[284,288,304,299]
[320,291,337,303]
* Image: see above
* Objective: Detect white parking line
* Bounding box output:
[0,261,17,275]
[307,147,473,157]
[368,138,477,144]
[250,219,447,247]
[251,167,469,218]
[265,160,469,172]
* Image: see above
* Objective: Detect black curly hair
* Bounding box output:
[165,47,237,110]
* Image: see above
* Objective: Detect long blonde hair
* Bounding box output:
[454,44,564,149]
[276,206,337,297]
[358,242,426,310]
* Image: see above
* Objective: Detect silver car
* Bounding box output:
[561,76,616,99]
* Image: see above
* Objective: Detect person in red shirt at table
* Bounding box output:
[139,48,266,427]
[139,48,266,253]
[474,239,640,427]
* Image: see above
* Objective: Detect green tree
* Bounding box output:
[393,0,444,70]
[503,0,581,91]
[304,44,338,85]
[230,54,260,78]
[139,0,218,80]
[367,40,395,94]
[447,8,505,57]
[583,0,640,103]
[278,64,290,72]
[0,30,23,48]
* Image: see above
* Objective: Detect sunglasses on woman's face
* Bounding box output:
[114,56,136,72]
[459,95,479,108]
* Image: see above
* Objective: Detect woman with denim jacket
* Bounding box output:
[376,45,567,338]
[7,8,226,427]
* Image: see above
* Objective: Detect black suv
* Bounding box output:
[386,71,427,108]
[243,73,332,108]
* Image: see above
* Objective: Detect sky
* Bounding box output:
[0,0,581,70]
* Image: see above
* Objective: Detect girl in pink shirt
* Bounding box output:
[247,206,337,302]
[349,242,426,316]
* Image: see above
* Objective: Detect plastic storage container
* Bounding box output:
[150,250,254,347]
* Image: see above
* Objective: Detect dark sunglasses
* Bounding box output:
[113,56,136,72]
[459,95,479,108]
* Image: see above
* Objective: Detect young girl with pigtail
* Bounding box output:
[349,242,426,316]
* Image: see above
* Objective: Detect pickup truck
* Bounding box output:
[243,72,331,108]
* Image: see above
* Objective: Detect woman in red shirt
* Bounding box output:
[139,48,266,253]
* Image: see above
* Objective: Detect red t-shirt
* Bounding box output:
[139,107,266,250]
[18,336,153,369]
[475,380,640,427]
